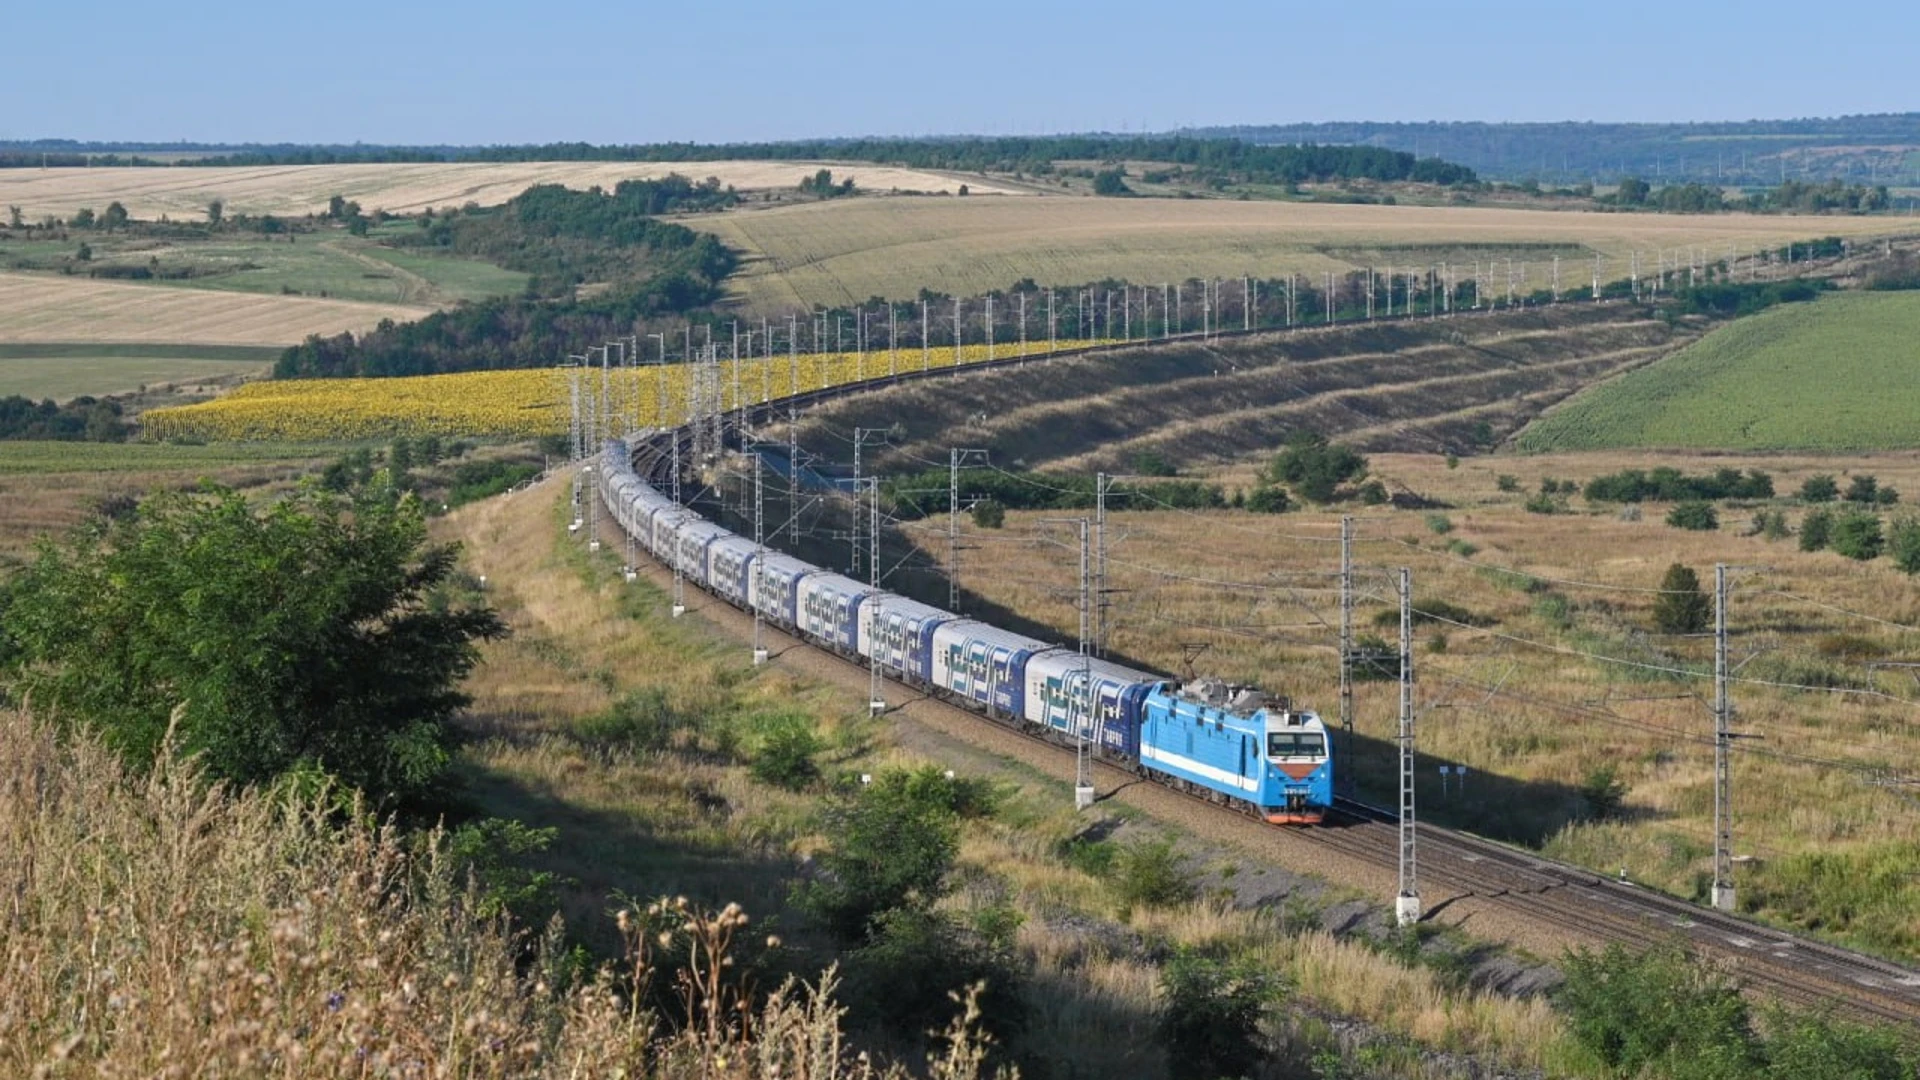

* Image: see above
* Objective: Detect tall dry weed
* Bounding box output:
[0,708,996,1078]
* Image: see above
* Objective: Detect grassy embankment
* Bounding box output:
[1518,290,1920,452]
[440,475,1571,1077]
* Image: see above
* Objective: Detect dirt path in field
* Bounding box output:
[318,240,442,305]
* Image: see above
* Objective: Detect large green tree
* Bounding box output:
[0,484,504,806]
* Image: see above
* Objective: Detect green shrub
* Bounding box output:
[1110,836,1195,916]
[1761,1007,1920,1080]
[1666,500,1719,531]
[1496,473,1521,493]
[1158,947,1286,1080]
[1890,517,1920,574]
[1831,510,1884,561]
[1357,479,1389,505]
[574,688,684,752]
[1424,513,1453,535]
[442,818,563,925]
[1373,597,1493,629]
[1244,485,1291,513]
[1800,474,1838,502]
[843,908,1027,1055]
[970,498,1005,529]
[1653,564,1711,635]
[795,769,962,943]
[749,715,823,791]
[1271,431,1367,503]
[1581,764,1629,820]
[1835,472,1881,503]
[1558,943,1757,1079]
[1445,538,1479,557]
[1800,508,1835,551]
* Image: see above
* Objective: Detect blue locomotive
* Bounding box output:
[595,438,1334,824]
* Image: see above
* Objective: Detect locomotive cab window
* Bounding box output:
[1267,732,1326,758]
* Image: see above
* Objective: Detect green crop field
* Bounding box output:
[0,439,342,474]
[0,343,278,401]
[0,234,524,307]
[1515,290,1920,452]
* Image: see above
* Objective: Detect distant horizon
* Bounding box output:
[5,112,1920,151]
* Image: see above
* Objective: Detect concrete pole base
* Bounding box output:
[1395,894,1422,927]
[1711,884,1737,913]
[588,540,600,552]
[671,604,686,618]
[869,699,887,715]
[1074,783,1097,811]
[753,648,768,666]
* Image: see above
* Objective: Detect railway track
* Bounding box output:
[618,393,1920,1032]
[1327,799,1920,1027]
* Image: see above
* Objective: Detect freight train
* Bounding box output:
[595,436,1332,824]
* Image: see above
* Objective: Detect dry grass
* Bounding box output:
[0,270,426,345]
[0,704,1014,1078]
[886,446,1920,958]
[0,162,1032,221]
[684,195,1916,310]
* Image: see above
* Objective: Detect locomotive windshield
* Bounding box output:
[1267,732,1325,758]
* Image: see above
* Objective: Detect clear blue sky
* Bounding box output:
[6,0,1914,145]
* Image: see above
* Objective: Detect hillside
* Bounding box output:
[689,195,1912,311]
[794,303,1697,476]
[1516,290,1920,452]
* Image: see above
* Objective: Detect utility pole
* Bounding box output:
[1074,517,1095,810]
[922,299,931,371]
[752,447,768,665]
[1094,472,1141,656]
[889,303,898,376]
[851,426,889,576]
[1019,292,1028,357]
[1340,516,1355,794]
[1396,567,1420,927]
[1048,290,1057,353]
[1712,563,1735,912]
[985,295,994,363]
[867,477,885,715]
[948,448,990,610]
[1041,516,1097,810]
[954,298,964,364]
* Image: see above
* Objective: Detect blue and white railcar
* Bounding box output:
[797,572,876,654]
[931,621,1056,719]
[858,594,958,685]
[707,535,759,608]
[750,552,823,629]
[1139,680,1331,824]
[672,518,730,590]
[1022,652,1157,756]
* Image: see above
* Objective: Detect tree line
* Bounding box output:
[0,136,1478,185]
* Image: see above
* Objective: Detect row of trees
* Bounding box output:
[0,395,129,441]
[139,135,1478,186]
[1607,177,1892,215]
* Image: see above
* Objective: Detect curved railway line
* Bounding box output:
[607,348,1920,1031]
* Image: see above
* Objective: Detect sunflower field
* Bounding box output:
[141,341,1112,442]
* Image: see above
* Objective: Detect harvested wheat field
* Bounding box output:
[0,161,1030,222]
[0,272,426,346]
[686,195,1916,310]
